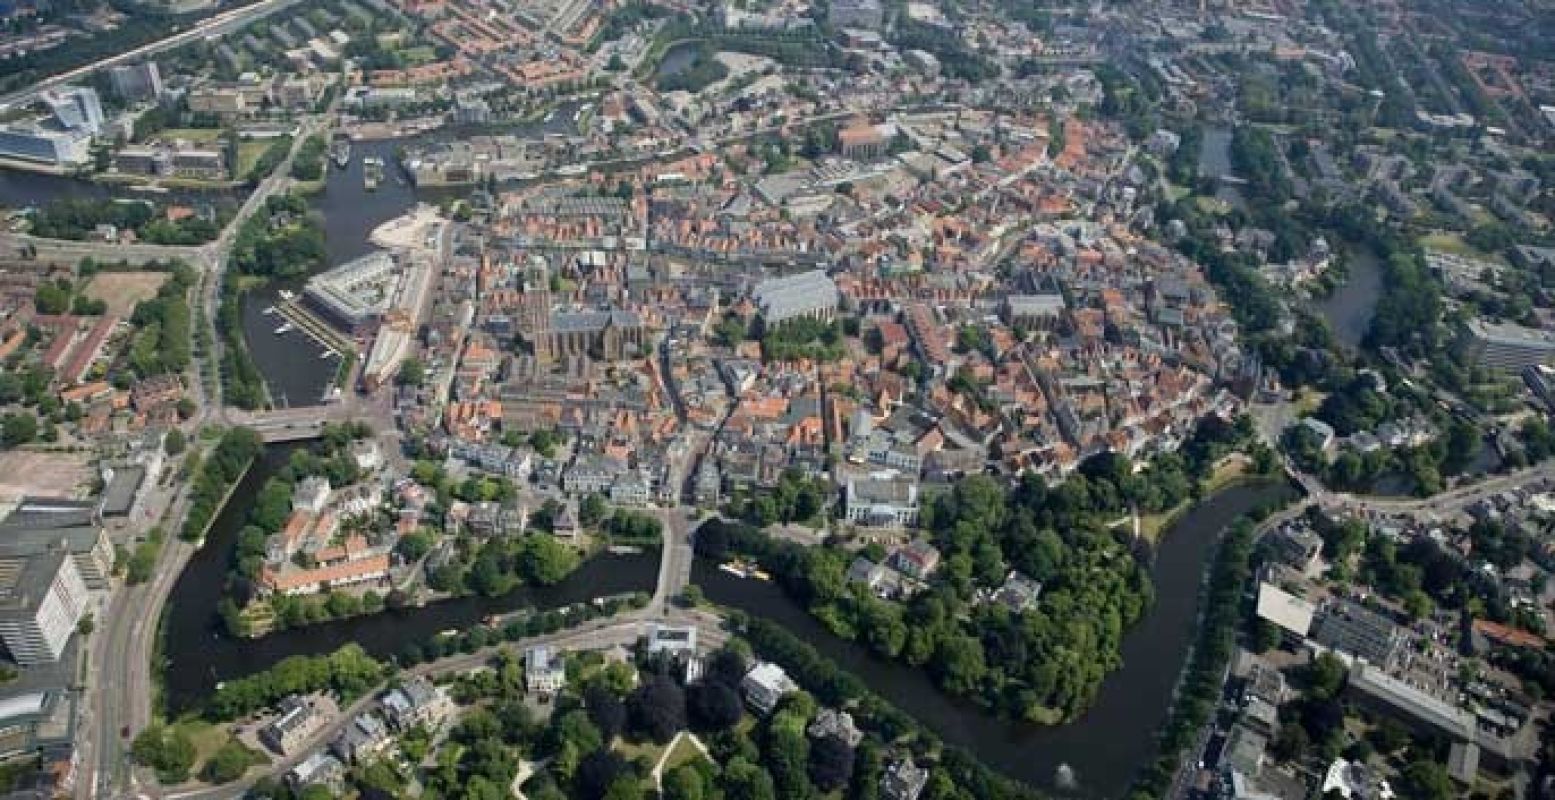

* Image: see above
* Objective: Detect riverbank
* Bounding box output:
[693,479,1298,798]
[158,441,659,715]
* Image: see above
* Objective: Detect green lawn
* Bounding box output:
[661,733,708,772]
[235,141,270,179]
[1420,232,1505,263]
[401,45,437,65]
[159,128,225,144]
[613,736,665,765]
[169,719,231,766]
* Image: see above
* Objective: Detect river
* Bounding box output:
[694,480,1298,799]
[160,443,659,715]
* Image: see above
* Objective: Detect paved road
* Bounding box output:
[1310,457,1555,515]
[76,115,331,800]
[0,0,309,111]
[0,232,206,266]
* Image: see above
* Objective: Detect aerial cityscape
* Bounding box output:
[0,0,1553,798]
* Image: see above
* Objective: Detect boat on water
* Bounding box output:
[718,562,749,578]
[363,156,384,191]
[274,323,293,335]
[262,306,277,315]
[319,350,336,359]
[331,139,351,169]
[278,289,295,301]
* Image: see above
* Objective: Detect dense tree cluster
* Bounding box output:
[231,194,327,280]
[131,724,197,784]
[428,534,582,597]
[290,135,328,182]
[1129,516,1266,798]
[702,464,1165,723]
[207,644,384,720]
[180,427,264,542]
[726,468,831,527]
[601,510,664,545]
[28,198,222,245]
[127,261,197,378]
[758,316,847,363]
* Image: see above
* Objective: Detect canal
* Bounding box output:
[237,138,423,407]
[1315,245,1384,350]
[694,480,1298,799]
[161,442,659,715]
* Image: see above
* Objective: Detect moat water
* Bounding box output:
[160,443,659,715]
[696,480,1299,799]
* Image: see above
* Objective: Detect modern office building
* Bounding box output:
[0,126,92,166]
[0,499,115,590]
[109,62,164,103]
[752,269,839,325]
[0,552,90,665]
[1457,319,1555,372]
[43,87,104,135]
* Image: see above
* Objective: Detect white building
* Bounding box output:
[741,661,797,716]
[752,270,839,325]
[525,645,567,695]
[845,477,920,528]
[0,552,90,665]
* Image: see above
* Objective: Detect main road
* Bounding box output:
[75,115,328,800]
[0,0,310,111]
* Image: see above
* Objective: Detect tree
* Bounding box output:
[627,675,686,744]
[585,683,627,742]
[397,357,426,387]
[765,719,811,800]
[520,536,580,585]
[688,681,743,731]
[575,750,630,800]
[580,493,609,527]
[1304,652,1347,700]
[663,764,708,800]
[1397,759,1454,800]
[1,413,38,447]
[397,530,433,561]
[721,758,777,800]
[808,735,854,791]
[164,428,187,456]
[132,724,197,783]
[202,740,255,783]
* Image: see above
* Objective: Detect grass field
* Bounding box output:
[169,719,231,767]
[402,45,437,65]
[235,141,270,179]
[84,271,169,317]
[159,128,225,144]
[1419,231,1505,263]
[660,733,709,772]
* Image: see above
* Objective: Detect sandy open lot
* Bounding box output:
[83,271,169,317]
[0,449,96,502]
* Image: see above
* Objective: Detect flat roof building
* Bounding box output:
[0,552,89,665]
[303,251,400,334]
[1457,319,1555,372]
[753,270,839,325]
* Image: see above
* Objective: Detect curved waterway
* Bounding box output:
[693,480,1298,799]
[161,444,658,715]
